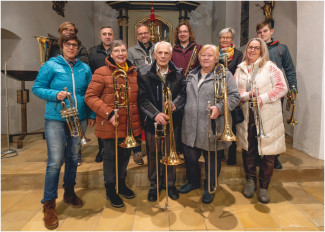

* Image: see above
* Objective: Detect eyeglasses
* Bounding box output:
[220,36,232,40]
[247,46,260,51]
[112,49,127,54]
[138,32,150,36]
[178,30,189,34]
[201,54,214,59]
[63,42,78,49]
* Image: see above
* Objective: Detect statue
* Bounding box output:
[256,1,275,19]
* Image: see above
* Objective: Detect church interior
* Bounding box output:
[1,1,324,231]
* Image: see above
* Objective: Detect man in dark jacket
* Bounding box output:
[138,41,186,202]
[171,21,202,78]
[88,26,115,163]
[256,18,298,169]
[49,21,89,65]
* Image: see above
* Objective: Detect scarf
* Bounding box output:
[116,62,129,72]
[219,44,235,63]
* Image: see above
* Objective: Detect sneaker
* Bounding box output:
[259,188,270,203]
[179,182,200,194]
[243,179,256,198]
[77,156,82,166]
[202,190,215,204]
[133,152,144,165]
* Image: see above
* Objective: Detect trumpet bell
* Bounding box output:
[81,137,91,145]
[287,118,298,126]
[161,151,184,165]
[119,135,140,148]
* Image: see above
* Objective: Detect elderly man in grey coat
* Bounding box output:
[180,44,240,204]
[128,23,155,71]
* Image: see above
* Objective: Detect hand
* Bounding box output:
[249,91,256,99]
[57,91,70,101]
[109,114,119,126]
[209,106,220,119]
[154,112,169,125]
[164,101,177,111]
[88,119,95,127]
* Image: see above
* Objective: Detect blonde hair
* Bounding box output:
[58,21,78,34]
[242,38,269,67]
[198,44,219,62]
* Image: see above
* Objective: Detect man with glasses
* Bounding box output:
[127,23,155,165]
[88,26,115,163]
[50,21,89,65]
[171,21,202,78]
[256,18,297,170]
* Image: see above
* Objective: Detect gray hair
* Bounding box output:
[110,39,127,50]
[154,41,173,54]
[219,27,236,39]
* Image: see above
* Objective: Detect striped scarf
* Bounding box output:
[219,44,235,63]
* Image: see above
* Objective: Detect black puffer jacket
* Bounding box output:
[88,43,111,74]
[137,61,186,133]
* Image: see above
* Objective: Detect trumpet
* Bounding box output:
[286,86,298,126]
[60,87,90,145]
[154,86,184,211]
[207,64,237,194]
[112,69,140,194]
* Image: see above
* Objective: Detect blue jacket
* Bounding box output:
[32,55,96,121]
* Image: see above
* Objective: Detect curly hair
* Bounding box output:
[173,21,195,45]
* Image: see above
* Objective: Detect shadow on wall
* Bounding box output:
[1,28,21,64]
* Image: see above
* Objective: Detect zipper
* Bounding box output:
[61,56,78,108]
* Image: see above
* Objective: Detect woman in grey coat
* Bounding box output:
[180,44,240,204]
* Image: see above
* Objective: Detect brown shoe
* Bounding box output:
[43,199,59,230]
[64,187,84,208]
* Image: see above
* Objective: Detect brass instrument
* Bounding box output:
[112,69,140,194]
[34,36,53,65]
[207,64,237,194]
[184,45,198,78]
[60,87,90,145]
[154,86,184,210]
[286,86,298,126]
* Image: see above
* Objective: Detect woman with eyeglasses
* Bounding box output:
[85,40,141,208]
[218,27,244,166]
[32,34,95,230]
[234,38,287,203]
[180,44,240,204]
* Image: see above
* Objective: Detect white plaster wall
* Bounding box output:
[1,1,94,135]
[294,1,324,159]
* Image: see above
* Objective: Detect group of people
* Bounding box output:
[32,18,297,230]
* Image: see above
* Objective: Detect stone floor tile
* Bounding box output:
[281,227,320,231]
[1,190,31,212]
[318,226,324,231]
[219,183,258,205]
[299,182,324,204]
[133,207,169,231]
[73,188,107,210]
[95,203,135,231]
[169,205,206,231]
[245,227,282,231]
[267,203,318,228]
[201,205,244,231]
[1,210,39,231]
[231,204,279,229]
[273,182,321,204]
[8,189,43,211]
[21,209,62,231]
[294,204,324,227]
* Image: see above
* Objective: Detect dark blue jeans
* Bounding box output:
[41,119,87,203]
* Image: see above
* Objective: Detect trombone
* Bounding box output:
[154,86,184,210]
[207,64,237,194]
[112,69,140,194]
[60,87,90,145]
[286,85,298,126]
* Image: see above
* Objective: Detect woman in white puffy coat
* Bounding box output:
[234,38,287,203]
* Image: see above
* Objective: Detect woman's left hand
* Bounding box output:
[88,119,95,127]
[209,106,220,119]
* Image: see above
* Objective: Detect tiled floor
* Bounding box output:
[1,128,324,231]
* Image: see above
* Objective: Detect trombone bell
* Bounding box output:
[161,151,184,166]
[119,135,140,148]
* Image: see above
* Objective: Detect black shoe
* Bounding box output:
[168,186,179,200]
[105,183,124,208]
[118,179,135,199]
[133,152,144,165]
[95,150,103,163]
[227,153,237,165]
[179,182,200,194]
[148,188,158,202]
[274,155,282,169]
[202,189,214,204]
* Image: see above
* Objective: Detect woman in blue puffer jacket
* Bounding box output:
[32,34,95,230]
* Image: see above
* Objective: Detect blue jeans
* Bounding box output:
[41,119,87,203]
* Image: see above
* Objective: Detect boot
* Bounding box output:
[64,186,83,208]
[243,179,256,198]
[95,138,103,163]
[259,188,270,203]
[118,178,135,199]
[105,183,124,208]
[43,199,59,230]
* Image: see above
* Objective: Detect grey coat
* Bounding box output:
[128,41,155,71]
[182,66,240,151]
